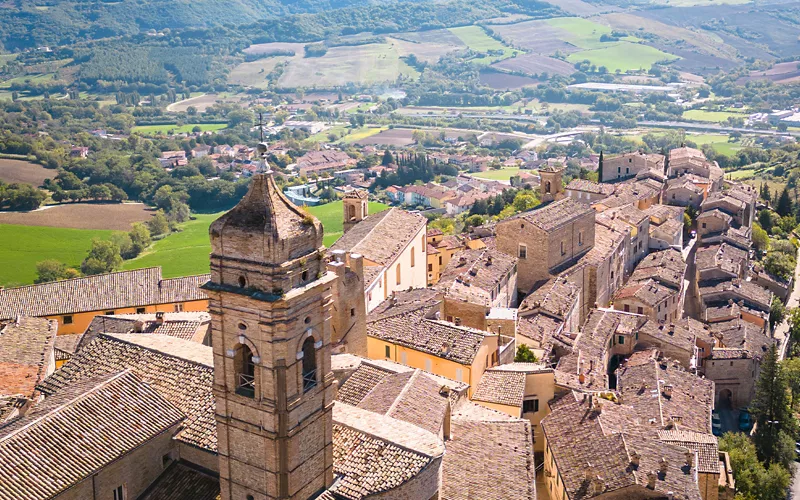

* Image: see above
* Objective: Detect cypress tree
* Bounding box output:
[776,186,792,217]
[598,150,604,183]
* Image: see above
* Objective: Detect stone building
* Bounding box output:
[695,243,748,282]
[565,178,614,203]
[426,229,472,286]
[0,316,57,398]
[539,165,565,203]
[330,207,427,311]
[665,175,707,209]
[698,210,732,241]
[637,318,711,370]
[597,204,651,274]
[601,151,665,182]
[496,197,596,294]
[701,193,748,228]
[327,250,367,357]
[613,248,686,323]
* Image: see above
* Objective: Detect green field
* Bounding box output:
[277,43,419,88]
[132,123,228,135]
[228,56,291,88]
[682,109,747,123]
[122,200,391,276]
[122,212,221,278]
[567,42,677,72]
[307,200,390,247]
[342,126,388,144]
[547,17,619,49]
[728,168,756,179]
[448,26,519,65]
[470,167,522,181]
[0,225,114,287]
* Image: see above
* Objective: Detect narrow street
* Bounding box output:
[774,245,800,360]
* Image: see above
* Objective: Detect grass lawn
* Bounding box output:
[342,126,388,144]
[546,17,616,49]
[0,224,114,287]
[471,167,522,181]
[307,201,390,247]
[682,109,747,123]
[132,123,228,135]
[567,42,677,72]
[727,168,756,179]
[448,26,520,65]
[122,212,222,278]
[228,56,290,88]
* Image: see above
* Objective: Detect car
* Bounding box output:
[739,411,752,432]
[712,421,722,436]
[712,411,721,425]
[795,442,800,461]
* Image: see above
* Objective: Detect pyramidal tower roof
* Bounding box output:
[210,173,323,264]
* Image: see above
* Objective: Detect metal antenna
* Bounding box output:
[257,112,265,142]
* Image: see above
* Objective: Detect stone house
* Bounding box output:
[517,275,582,359]
[699,279,772,317]
[0,268,209,335]
[564,178,615,204]
[496,197,596,294]
[637,317,710,370]
[426,230,470,285]
[598,204,651,274]
[695,243,748,282]
[601,151,665,182]
[0,316,57,398]
[698,210,732,241]
[701,193,748,228]
[330,207,427,312]
[665,175,707,209]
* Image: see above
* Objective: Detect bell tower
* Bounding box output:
[204,170,336,500]
[342,190,368,234]
[539,166,564,203]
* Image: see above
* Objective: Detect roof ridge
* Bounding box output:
[386,369,419,418]
[654,361,666,427]
[100,333,213,368]
[0,370,133,444]
[0,267,162,291]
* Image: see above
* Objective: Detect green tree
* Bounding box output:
[782,357,800,410]
[719,432,792,500]
[514,344,538,363]
[80,239,123,275]
[129,222,151,256]
[512,192,538,212]
[752,223,769,254]
[167,201,191,224]
[769,296,786,329]
[110,232,135,259]
[776,186,793,217]
[788,307,800,343]
[382,149,394,166]
[147,211,170,236]
[764,251,795,281]
[751,344,796,467]
[35,260,79,284]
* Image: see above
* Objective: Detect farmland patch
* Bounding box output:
[0,202,153,230]
[491,53,575,76]
[0,159,54,186]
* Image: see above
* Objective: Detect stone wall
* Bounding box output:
[704,357,756,408]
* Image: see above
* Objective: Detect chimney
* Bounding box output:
[630,451,640,468]
[454,317,462,326]
[662,384,673,398]
[133,320,144,333]
[332,249,346,263]
[660,458,669,475]
[647,471,657,489]
[591,476,605,496]
[441,342,451,355]
[349,253,364,280]
[155,311,165,324]
[486,255,493,266]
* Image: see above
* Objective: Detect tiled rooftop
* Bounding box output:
[330,208,426,266]
[614,278,677,306]
[472,370,526,407]
[0,268,209,320]
[38,333,215,452]
[84,312,210,343]
[138,462,221,500]
[566,179,615,196]
[442,419,535,500]
[520,276,579,318]
[658,430,720,474]
[0,316,56,397]
[0,371,184,500]
[709,319,773,359]
[699,279,772,310]
[639,318,707,355]
[436,248,517,306]
[511,197,595,232]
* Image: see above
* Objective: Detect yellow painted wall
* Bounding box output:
[475,400,521,418]
[47,299,208,335]
[367,335,497,397]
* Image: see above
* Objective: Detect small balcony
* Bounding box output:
[303,369,317,393]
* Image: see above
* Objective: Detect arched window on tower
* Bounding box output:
[348,204,356,220]
[545,181,551,194]
[302,337,317,392]
[235,344,256,398]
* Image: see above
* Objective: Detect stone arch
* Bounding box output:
[545,181,551,194]
[233,343,257,398]
[718,388,733,408]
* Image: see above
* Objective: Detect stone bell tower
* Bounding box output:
[342,190,368,234]
[204,169,336,500]
[539,166,564,203]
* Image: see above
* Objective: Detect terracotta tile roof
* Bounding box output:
[472,370,526,407]
[0,317,56,397]
[0,394,28,424]
[511,197,595,232]
[138,462,220,500]
[541,393,703,500]
[658,430,719,474]
[517,313,564,348]
[368,304,486,365]
[615,278,676,306]
[358,370,450,435]
[38,333,215,452]
[520,276,579,318]
[639,318,707,356]
[53,333,82,359]
[85,312,210,343]
[337,363,396,406]
[699,279,771,311]
[709,319,774,359]
[617,359,714,433]
[0,370,184,500]
[670,146,705,161]
[698,209,732,223]
[566,179,615,196]
[330,208,426,266]
[436,248,517,306]
[0,268,209,320]
[696,243,747,276]
[442,419,535,500]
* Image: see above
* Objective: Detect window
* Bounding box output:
[136,307,146,314]
[301,270,308,282]
[702,223,706,228]
[578,232,583,246]
[611,271,614,280]
[174,303,184,312]
[560,241,566,256]
[302,337,317,392]
[105,310,114,315]
[350,308,356,317]
[428,264,433,272]
[425,359,432,372]
[623,304,630,312]
[385,345,391,358]
[401,351,407,365]
[438,256,443,265]
[637,307,643,315]
[618,335,625,345]
[235,344,256,398]
[238,276,247,288]
[113,486,125,500]
[523,399,539,413]
[618,167,621,173]
[411,247,415,267]
[455,368,463,382]
[63,315,73,325]
[395,265,401,285]
[518,244,527,259]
